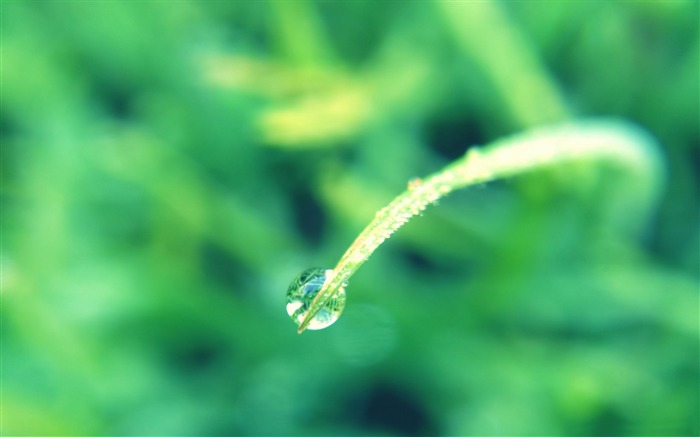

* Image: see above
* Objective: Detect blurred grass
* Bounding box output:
[2,1,698,436]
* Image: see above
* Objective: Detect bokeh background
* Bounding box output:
[2,1,698,436]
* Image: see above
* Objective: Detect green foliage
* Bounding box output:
[2,1,698,436]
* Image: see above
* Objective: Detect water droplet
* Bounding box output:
[286,267,346,330]
[408,178,423,190]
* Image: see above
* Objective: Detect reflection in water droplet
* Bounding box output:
[286,267,346,330]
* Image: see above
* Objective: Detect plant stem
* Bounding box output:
[298,120,663,333]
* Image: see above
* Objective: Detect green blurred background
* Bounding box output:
[2,1,698,435]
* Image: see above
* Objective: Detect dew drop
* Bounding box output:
[286,267,346,330]
[408,178,423,190]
